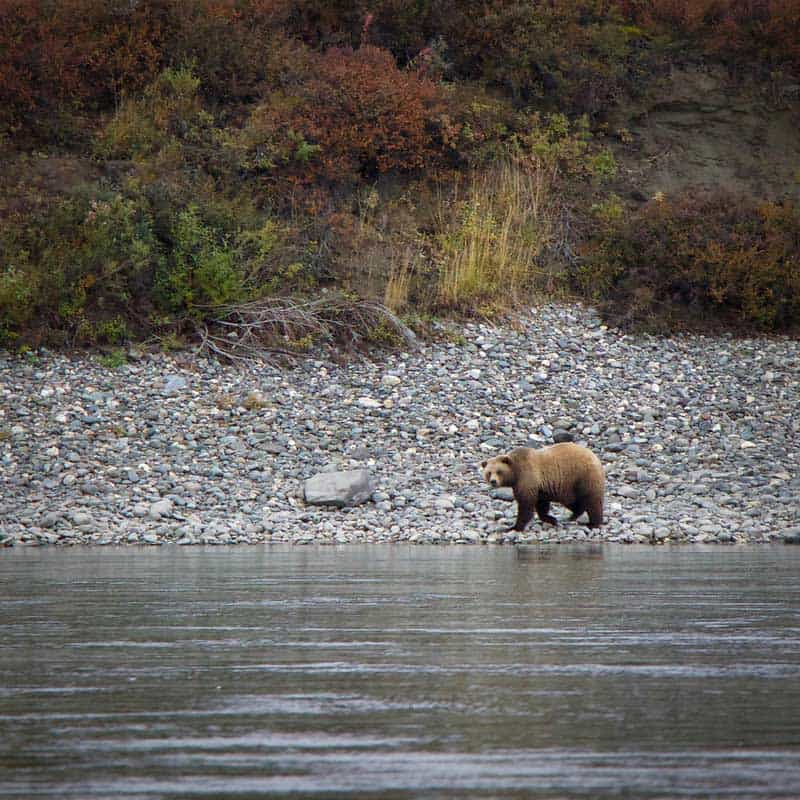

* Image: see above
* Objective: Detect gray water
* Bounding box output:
[1,545,799,800]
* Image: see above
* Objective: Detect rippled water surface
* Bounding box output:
[2,545,800,799]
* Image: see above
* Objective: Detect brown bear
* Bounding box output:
[481,443,605,531]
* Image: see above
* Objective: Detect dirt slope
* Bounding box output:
[608,65,800,202]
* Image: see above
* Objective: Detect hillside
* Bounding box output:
[2,0,799,350]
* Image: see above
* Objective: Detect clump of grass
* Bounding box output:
[365,320,404,347]
[158,332,186,352]
[433,161,559,312]
[384,246,421,314]
[99,348,126,369]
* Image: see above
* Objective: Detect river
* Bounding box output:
[2,545,799,799]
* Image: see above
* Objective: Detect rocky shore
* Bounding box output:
[1,304,798,547]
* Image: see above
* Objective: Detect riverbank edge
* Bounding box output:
[2,302,799,549]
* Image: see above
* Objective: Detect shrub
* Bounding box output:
[237,45,445,191]
[0,0,291,134]
[0,1,43,131]
[369,1,653,115]
[99,347,127,368]
[618,0,800,71]
[4,0,797,141]
[275,1,654,114]
[96,317,129,345]
[70,195,160,308]
[157,207,315,311]
[580,190,800,333]
[0,0,164,133]
[0,265,34,342]
[94,67,212,161]
[156,205,245,312]
[0,192,163,343]
[0,159,307,343]
[439,1,649,113]
[164,0,294,103]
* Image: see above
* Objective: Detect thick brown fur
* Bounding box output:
[481,443,605,532]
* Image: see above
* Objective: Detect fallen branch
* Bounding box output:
[193,293,417,362]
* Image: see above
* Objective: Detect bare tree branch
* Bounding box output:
[192,293,418,363]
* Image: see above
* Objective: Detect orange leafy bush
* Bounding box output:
[581,190,800,332]
[239,45,446,190]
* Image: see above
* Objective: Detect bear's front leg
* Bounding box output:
[510,499,535,532]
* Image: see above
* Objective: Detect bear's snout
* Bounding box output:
[488,477,498,487]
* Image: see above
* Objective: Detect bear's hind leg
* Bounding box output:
[586,497,604,528]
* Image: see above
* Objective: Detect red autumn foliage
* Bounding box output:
[162,0,294,102]
[583,190,800,332]
[0,0,164,124]
[3,0,799,136]
[242,45,446,188]
[0,0,291,131]
[618,0,800,68]
[0,1,42,118]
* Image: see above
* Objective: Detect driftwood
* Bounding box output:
[194,294,417,362]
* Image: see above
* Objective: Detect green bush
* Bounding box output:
[580,190,800,333]
[0,192,163,343]
[157,205,245,311]
[0,265,34,342]
[58,195,162,335]
[99,348,127,368]
[0,163,310,344]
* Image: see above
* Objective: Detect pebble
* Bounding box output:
[162,375,188,396]
[1,303,798,546]
[148,499,173,519]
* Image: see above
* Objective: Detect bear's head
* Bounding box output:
[481,454,514,488]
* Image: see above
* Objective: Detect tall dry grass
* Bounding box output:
[433,160,561,312]
[383,245,422,313]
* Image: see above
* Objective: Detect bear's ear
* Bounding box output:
[499,455,511,465]
[480,460,487,469]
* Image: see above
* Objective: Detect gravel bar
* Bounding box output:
[1,304,798,547]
